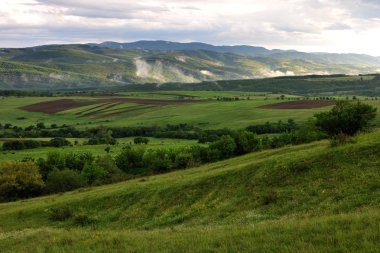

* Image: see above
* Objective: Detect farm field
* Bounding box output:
[0,91,347,130]
[1,130,380,252]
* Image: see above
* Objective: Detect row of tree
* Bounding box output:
[2,137,70,151]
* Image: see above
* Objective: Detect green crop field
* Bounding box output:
[2,92,380,130]
[1,130,380,252]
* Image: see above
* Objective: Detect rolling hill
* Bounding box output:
[1,130,380,252]
[0,41,380,90]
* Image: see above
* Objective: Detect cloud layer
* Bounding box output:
[1,0,380,55]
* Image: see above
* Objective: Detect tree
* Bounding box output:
[87,128,116,145]
[36,151,65,179]
[314,101,377,137]
[209,135,236,159]
[133,137,150,144]
[115,146,145,174]
[45,169,87,193]
[81,162,107,185]
[36,122,46,129]
[49,137,70,147]
[175,152,195,169]
[234,131,260,155]
[0,161,44,201]
[142,149,174,173]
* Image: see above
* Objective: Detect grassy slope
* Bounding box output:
[1,131,380,252]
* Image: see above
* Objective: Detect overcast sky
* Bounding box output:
[1,0,380,55]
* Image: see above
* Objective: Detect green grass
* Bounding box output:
[1,130,380,252]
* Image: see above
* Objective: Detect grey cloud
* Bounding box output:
[326,23,352,30]
[0,0,380,55]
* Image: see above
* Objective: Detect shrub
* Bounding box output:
[87,128,116,145]
[0,161,44,201]
[262,191,279,205]
[45,169,87,193]
[329,133,356,147]
[234,131,260,155]
[73,212,96,226]
[315,101,377,137]
[47,206,72,221]
[205,148,221,162]
[209,135,236,159]
[23,140,41,149]
[96,155,128,183]
[143,149,174,174]
[2,141,25,151]
[115,146,145,174]
[174,152,195,169]
[49,137,70,147]
[81,162,108,185]
[37,152,65,179]
[134,137,150,144]
[64,152,94,171]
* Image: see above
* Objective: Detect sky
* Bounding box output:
[1,0,380,55]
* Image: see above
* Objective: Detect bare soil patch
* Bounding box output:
[20,97,204,114]
[258,100,335,109]
[20,99,97,114]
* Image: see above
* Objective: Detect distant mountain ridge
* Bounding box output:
[96,40,282,56]
[0,41,379,90]
[95,40,380,66]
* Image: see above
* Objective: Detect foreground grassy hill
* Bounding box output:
[1,130,380,252]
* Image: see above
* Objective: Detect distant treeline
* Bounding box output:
[108,74,380,96]
[2,137,70,151]
[0,90,54,97]
[0,121,299,144]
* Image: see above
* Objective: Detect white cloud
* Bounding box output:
[0,0,380,55]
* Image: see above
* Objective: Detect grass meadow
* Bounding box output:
[0,130,380,252]
[0,92,338,129]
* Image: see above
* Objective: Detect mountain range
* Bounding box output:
[0,40,379,89]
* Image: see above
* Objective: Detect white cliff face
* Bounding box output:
[134,57,196,83]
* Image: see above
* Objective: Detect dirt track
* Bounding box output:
[258,100,335,109]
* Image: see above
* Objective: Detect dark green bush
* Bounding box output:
[45,169,87,193]
[209,135,236,159]
[48,206,72,221]
[73,212,96,226]
[134,137,150,144]
[115,146,146,174]
[49,137,70,147]
[262,191,279,205]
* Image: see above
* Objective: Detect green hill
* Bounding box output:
[1,130,380,252]
[1,44,379,90]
